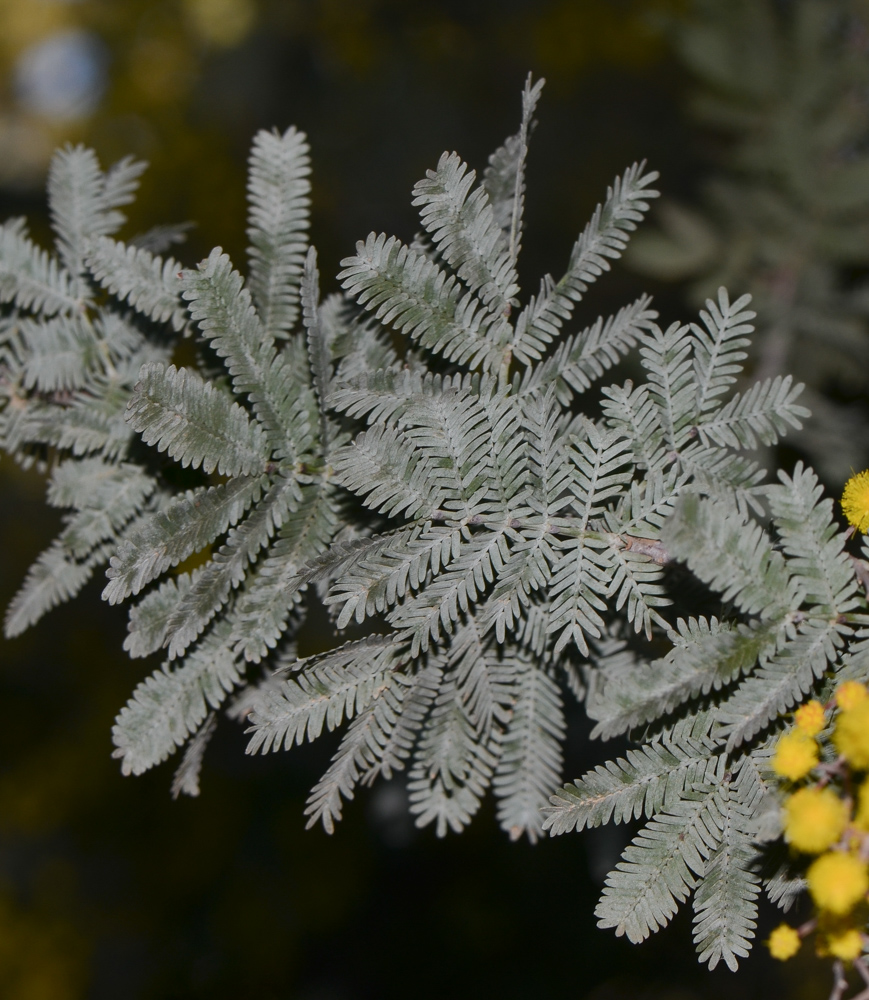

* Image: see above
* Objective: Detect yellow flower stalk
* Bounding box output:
[842,470,869,533]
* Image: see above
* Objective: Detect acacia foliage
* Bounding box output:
[3,78,863,973]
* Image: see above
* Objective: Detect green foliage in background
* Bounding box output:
[626,0,869,482]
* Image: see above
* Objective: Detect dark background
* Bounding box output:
[0,1,826,997]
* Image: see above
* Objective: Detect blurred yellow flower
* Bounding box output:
[856,781,869,831]
[834,701,869,769]
[808,852,869,915]
[773,730,819,781]
[183,0,257,47]
[129,36,190,105]
[784,787,847,853]
[836,680,869,711]
[767,923,801,960]
[794,700,825,736]
[825,926,865,961]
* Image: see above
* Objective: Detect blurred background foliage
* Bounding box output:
[0,0,859,997]
[626,0,869,483]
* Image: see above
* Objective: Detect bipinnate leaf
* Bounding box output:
[49,145,146,286]
[0,218,78,315]
[126,362,271,477]
[247,125,311,338]
[87,236,187,332]
[245,636,402,754]
[338,233,505,371]
[103,476,266,603]
[112,624,243,776]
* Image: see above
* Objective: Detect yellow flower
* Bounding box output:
[834,701,869,769]
[772,730,819,781]
[826,926,865,961]
[856,781,869,831]
[184,0,256,47]
[794,700,826,736]
[842,470,869,533]
[784,787,848,853]
[836,681,869,711]
[767,923,801,961]
[808,852,869,915]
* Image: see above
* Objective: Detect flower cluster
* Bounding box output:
[767,682,869,967]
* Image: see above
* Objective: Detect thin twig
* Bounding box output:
[849,554,869,597]
[621,535,673,566]
[830,960,850,1000]
[428,509,674,566]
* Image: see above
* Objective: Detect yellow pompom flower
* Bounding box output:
[856,781,869,831]
[794,700,826,736]
[834,701,869,769]
[826,926,865,961]
[767,923,801,961]
[808,852,869,915]
[842,470,869,533]
[773,730,819,781]
[836,681,869,711]
[784,787,848,853]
